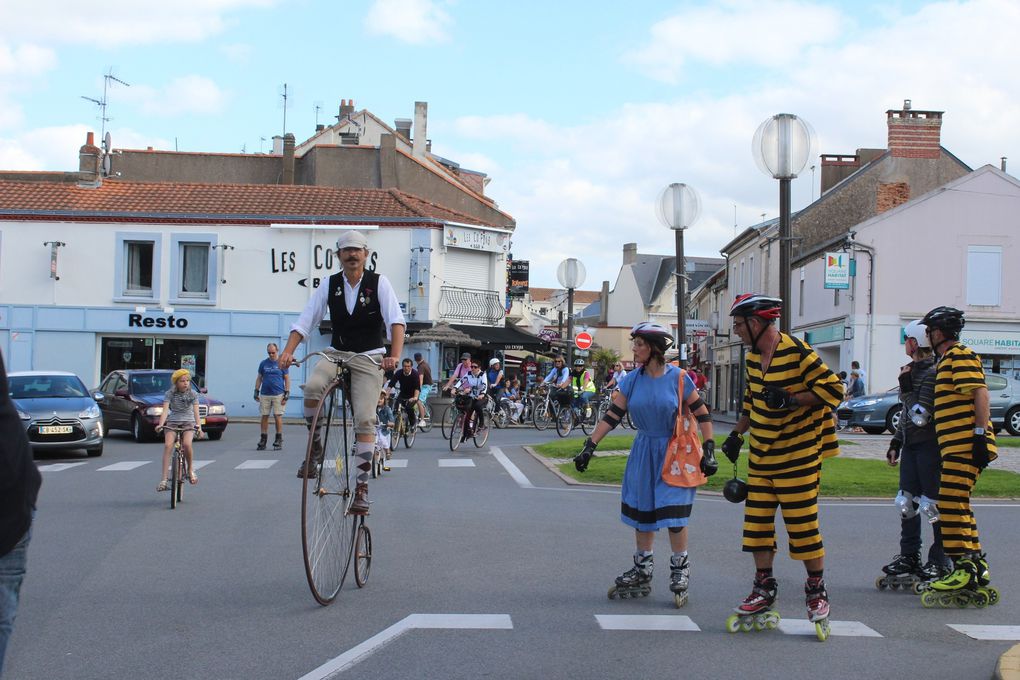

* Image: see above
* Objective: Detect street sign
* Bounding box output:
[575,332,593,350]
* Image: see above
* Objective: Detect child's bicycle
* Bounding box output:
[157,424,197,510]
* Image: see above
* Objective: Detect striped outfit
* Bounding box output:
[741,334,843,560]
[933,344,997,557]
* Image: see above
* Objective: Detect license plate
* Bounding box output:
[39,425,73,434]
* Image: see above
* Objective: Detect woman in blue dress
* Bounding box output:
[574,322,717,605]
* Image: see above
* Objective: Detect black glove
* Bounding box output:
[574,437,597,473]
[973,432,990,471]
[253,389,260,401]
[887,438,902,465]
[763,385,795,410]
[701,439,718,477]
[721,431,743,463]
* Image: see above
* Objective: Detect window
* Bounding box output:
[114,232,161,301]
[966,246,1001,306]
[748,255,755,290]
[170,233,218,304]
[986,374,1007,391]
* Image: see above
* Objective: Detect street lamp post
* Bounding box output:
[752,113,816,334]
[656,183,701,367]
[557,258,586,366]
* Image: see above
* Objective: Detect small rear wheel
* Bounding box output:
[354,522,372,588]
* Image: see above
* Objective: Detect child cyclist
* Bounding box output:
[155,369,202,492]
[376,391,395,465]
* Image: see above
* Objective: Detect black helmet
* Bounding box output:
[921,306,965,338]
[723,477,748,503]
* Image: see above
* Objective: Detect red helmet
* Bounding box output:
[729,294,782,320]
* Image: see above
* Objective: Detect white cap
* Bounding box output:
[903,320,930,348]
[489,357,501,366]
[335,230,369,251]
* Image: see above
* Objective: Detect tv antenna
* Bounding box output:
[314,101,323,128]
[278,83,292,136]
[80,68,130,142]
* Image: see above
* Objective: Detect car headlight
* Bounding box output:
[208,405,226,415]
[145,406,164,416]
[855,399,879,407]
[16,409,31,420]
[78,405,101,419]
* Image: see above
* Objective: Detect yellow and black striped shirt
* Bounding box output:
[742,333,843,476]
[934,343,997,462]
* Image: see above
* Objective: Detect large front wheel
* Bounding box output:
[301,381,357,606]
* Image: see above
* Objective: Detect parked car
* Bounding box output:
[95,369,228,442]
[837,372,1020,436]
[9,371,105,456]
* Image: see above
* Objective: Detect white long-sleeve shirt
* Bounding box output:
[290,271,405,353]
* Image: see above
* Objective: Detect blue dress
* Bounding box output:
[618,365,698,531]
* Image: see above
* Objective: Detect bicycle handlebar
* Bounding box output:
[292,351,384,367]
[156,424,200,432]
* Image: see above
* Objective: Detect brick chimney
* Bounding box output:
[599,280,609,324]
[282,133,295,185]
[623,243,637,266]
[819,154,859,195]
[78,131,102,188]
[338,98,355,120]
[887,99,943,159]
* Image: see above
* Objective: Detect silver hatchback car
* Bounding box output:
[9,371,105,456]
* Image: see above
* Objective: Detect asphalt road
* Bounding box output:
[6,422,1018,680]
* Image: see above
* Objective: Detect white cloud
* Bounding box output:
[624,0,844,83]
[0,0,278,46]
[0,124,169,170]
[120,75,230,117]
[364,0,451,45]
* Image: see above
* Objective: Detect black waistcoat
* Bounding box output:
[327,270,385,352]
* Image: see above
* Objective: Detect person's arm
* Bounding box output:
[157,400,170,430]
[193,398,202,433]
[283,370,290,403]
[377,275,406,372]
[279,282,330,370]
[974,386,992,429]
[254,368,263,401]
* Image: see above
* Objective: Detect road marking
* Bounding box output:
[298,613,513,679]
[778,619,882,637]
[490,446,534,488]
[948,624,1020,640]
[235,459,277,469]
[97,461,151,471]
[386,459,408,468]
[595,614,700,631]
[37,462,89,472]
[191,460,215,470]
[438,459,475,467]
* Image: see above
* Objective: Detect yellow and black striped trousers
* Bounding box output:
[938,454,982,556]
[742,466,824,561]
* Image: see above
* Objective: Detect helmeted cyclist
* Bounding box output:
[456,359,489,439]
[487,357,506,401]
[539,355,571,409]
[570,358,597,416]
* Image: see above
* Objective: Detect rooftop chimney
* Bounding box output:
[887,100,943,159]
[394,118,412,142]
[78,131,102,188]
[338,98,355,120]
[599,281,609,324]
[413,101,427,158]
[271,135,283,155]
[282,133,295,185]
[623,243,637,266]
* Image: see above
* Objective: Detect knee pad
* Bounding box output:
[895,490,918,519]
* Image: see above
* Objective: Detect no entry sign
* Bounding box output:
[575,332,593,350]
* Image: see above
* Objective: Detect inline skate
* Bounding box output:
[608,552,653,600]
[726,573,780,633]
[912,558,952,594]
[920,553,999,608]
[876,552,922,591]
[669,553,689,608]
[805,576,831,642]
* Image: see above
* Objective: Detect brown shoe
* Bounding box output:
[350,483,370,515]
[296,461,318,478]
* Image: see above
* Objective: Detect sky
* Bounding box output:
[1,0,1019,289]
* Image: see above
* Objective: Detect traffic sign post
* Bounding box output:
[575,332,593,351]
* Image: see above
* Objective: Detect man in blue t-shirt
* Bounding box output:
[254,343,290,450]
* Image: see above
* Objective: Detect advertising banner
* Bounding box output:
[823,252,850,290]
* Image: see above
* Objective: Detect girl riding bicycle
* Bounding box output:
[155,369,202,492]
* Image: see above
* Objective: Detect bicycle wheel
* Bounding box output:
[555,407,573,437]
[450,413,465,451]
[441,405,457,440]
[420,402,434,433]
[390,413,402,451]
[533,401,550,430]
[404,410,416,448]
[169,443,180,509]
[580,404,597,435]
[301,380,357,606]
[473,420,490,448]
[354,521,372,588]
[176,455,185,505]
[624,411,635,429]
[371,447,381,479]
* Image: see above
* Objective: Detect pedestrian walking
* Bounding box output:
[253,343,289,451]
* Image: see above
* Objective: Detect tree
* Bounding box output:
[589,346,621,387]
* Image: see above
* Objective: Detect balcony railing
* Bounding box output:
[439,286,506,324]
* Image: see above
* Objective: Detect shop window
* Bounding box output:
[114,232,162,301]
[170,233,218,305]
[966,246,1001,306]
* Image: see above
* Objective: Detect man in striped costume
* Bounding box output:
[922,306,997,596]
[722,294,843,627]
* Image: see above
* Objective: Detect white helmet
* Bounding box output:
[489,357,501,366]
[903,320,930,348]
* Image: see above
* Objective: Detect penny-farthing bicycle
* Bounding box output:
[294,351,376,605]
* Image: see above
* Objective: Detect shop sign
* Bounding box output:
[959,329,1020,353]
[444,225,510,253]
[823,252,850,290]
[509,260,530,297]
[686,319,710,338]
[128,313,188,329]
[539,329,561,341]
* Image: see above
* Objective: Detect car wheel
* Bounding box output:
[885,407,902,434]
[206,430,223,441]
[87,444,103,457]
[862,426,886,435]
[1006,406,1020,436]
[131,415,148,443]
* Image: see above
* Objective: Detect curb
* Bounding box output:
[997,644,1020,680]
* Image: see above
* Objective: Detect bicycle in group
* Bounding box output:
[389,396,417,449]
[449,393,490,451]
[415,393,434,433]
[532,385,566,431]
[293,351,376,605]
[555,396,599,437]
[157,424,196,510]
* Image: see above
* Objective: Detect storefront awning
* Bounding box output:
[449,323,547,351]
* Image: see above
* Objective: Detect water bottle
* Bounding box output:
[894,490,917,519]
[919,495,940,524]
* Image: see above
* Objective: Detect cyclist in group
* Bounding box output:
[155,368,202,492]
[569,358,597,418]
[414,352,433,428]
[278,230,405,515]
[456,359,489,439]
[504,376,526,423]
[375,391,395,464]
[387,358,420,431]
[539,355,571,410]
[443,352,473,393]
[606,361,627,391]
[487,357,506,402]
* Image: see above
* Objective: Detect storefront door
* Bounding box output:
[100,336,207,385]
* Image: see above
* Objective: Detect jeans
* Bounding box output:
[0,518,33,678]
[899,439,946,565]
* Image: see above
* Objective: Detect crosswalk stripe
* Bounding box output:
[191,460,215,470]
[37,462,89,472]
[778,619,882,637]
[438,459,475,467]
[948,624,1020,640]
[386,460,408,468]
[97,461,151,471]
[596,614,700,631]
[235,459,278,469]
